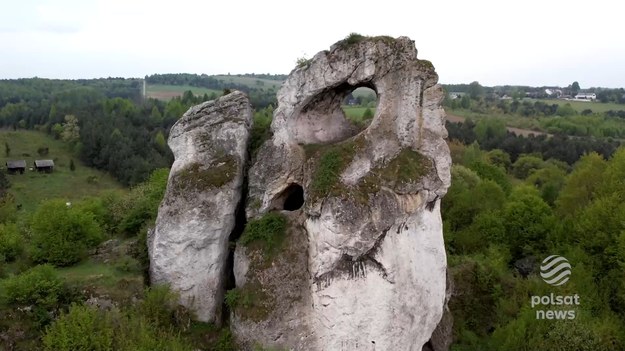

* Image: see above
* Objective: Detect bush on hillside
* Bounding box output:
[2,264,64,308]
[29,199,103,266]
[0,223,22,262]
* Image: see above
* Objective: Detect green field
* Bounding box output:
[0,130,123,211]
[146,84,222,100]
[212,75,283,90]
[532,99,625,113]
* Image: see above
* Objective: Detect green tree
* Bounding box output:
[474,118,506,145]
[503,186,554,259]
[363,107,373,119]
[556,103,577,116]
[571,81,581,96]
[486,149,511,170]
[467,81,484,100]
[150,106,163,121]
[556,152,606,218]
[29,199,103,266]
[512,154,544,179]
[48,104,58,121]
[51,123,63,139]
[154,131,167,153]
[0,223,22,262]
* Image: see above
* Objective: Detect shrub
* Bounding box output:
[114,256,141,273]
[0,223,22,262]
[215,329,237,351]
[29,199,103,266]
[136,285,178,328]
[3,264,64,308]
[43,302,194,351]
[362,108,373,119]
[115,168,169,236]
[42,304,114,351]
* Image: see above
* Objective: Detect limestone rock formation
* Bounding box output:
[234,36,452,350]
[149,91,252,323]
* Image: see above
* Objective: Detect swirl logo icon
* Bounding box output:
[540,255,571,286]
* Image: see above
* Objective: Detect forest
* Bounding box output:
[1,76,625,350]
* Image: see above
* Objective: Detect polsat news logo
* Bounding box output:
[531,255,580,320]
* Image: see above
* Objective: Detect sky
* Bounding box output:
[0,0,624,88]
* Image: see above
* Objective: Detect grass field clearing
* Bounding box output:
[0,130,123,211]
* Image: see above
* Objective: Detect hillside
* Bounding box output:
[0,130,123,211]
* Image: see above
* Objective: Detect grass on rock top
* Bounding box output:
[173,156,237,193]
[304,136,432,202]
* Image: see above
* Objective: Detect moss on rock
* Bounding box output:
[173,156,237,193]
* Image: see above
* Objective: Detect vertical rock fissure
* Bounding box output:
[221,148,251,325]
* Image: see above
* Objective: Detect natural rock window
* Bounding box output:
[288,82,378,145]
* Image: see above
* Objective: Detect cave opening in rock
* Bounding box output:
[280,183,305,211]
[290,82,378,145]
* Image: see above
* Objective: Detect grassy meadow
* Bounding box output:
[531,99,625,113]
[146,84,222,100]
[0,130,123,211]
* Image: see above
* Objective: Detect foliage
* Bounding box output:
[29,199,103,266]
[0,223,22,262]
[250,106,273,158]
[511,154,544,179]
[114,168,169,236]
[42,304,114,351]
[240,212,288,255]
[296,57,312,68]
[2,264,65,308]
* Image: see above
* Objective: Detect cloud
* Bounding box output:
[36,23,82,34]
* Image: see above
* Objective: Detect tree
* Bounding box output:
[29,199,103,266]
[512,154,544,179]
[503,186,554,259]
[154,131,167,153]
[150,106,163,122]
[556,152,606,217]
[69,159,76,171]
[61,114,80,146]
[4,142,9,157]
[571,81,581,96]
[467,81,484,100]
[474,118,506,146]
[363,108,373,119]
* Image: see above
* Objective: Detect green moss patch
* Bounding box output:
[239,212,288,256]
[304,136,366,200]
[224,280,272,322]
[173,156,237,193]
[334,33,395,48]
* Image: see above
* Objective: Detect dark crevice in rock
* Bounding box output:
[426,196,439,212]
[222,154,250,326]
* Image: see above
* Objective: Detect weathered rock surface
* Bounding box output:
[235,36,452,350]
[149,91,252,323]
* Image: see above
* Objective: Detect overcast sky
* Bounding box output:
[1,0,623,88]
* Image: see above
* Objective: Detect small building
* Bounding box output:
[575,93,597,101]
[6,160,26,174]
[34,159,54,173]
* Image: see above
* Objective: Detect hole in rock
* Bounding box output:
[278,183,305,211]
[291,83,378,145]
